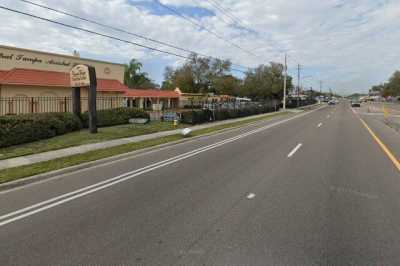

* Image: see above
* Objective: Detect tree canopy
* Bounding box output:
[162,54,293,100]
[124,59,158,89]
[370,70,400,97]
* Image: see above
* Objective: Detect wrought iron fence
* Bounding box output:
[0,96,287,116]
[0,96,127,116]
[181,99,280,111]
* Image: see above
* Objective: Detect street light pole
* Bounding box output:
[283,53,287,111]
[297,64,301,107]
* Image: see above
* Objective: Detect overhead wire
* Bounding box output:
[152,0,260,59]
[1,5,249,74]
[18,0,252,71]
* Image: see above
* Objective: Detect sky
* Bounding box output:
[0,0,399,95]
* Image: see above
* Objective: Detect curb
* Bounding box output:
[0,111,286,170]
[0,111,290,192]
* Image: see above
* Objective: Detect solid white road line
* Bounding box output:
[0,106,327,227]
[317,123,323,128]
[288,143,303,158]
[246,193,256,199]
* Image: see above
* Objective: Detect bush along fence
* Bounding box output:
[179,101,280,125]
[0,108,149,148]
[284,98,317,109]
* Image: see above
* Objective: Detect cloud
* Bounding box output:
[0,0,399,94]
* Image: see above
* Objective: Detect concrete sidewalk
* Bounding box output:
[0,111,290,170]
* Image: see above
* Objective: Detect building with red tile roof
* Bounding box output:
[0,68,127,93]
[0,46,180,114]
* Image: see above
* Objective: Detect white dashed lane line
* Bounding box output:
[287,143,303,158]
[246,193,256,199]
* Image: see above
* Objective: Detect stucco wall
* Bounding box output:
[0,45,125,82]
[0,84,82,98]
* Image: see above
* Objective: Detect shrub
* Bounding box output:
[183,105,202,109]
[0,113,82,148]
[180,104,277,125]
[81,107,149,128]
[181,110,213,124]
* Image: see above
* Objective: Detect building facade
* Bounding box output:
[0,45,179,115]
[0,45,125,99]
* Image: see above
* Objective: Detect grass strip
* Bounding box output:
[0,112,287,184]
[0,122,186,160]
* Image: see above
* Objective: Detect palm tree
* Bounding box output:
[124,59,154,88]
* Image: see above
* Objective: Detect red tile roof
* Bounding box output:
[97,79,128,92]
[0,68,180,98]
[0,68,127,92]
[0,70,9,80]
[124,88,180,98]
[0,68,70,87]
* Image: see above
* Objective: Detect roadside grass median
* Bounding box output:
[0,111,288,184]
[0,121,186,160]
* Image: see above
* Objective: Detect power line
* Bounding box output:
[201,0,294,63]
[201,0,239,26]
[152,0,260,59]
[208,0,242,24]
[204,0,247,29]
[0,5,249,74]
[191,0,233,26]
[18,0,252,71]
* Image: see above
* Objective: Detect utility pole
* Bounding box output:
[318,80,323,103]
[283,53,287,111]
[319,80,323,94]
[297,64,301,107]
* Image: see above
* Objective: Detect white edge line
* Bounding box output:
[0,111,292,194]
[0,106,326,227]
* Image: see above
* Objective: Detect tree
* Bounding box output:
[212,75,242,95]
[370,70,400,97]
[161,56,293,100]
[161,54,232,93]
[384,71,400,97]
[124,59,157,88]
[240,63,293,100]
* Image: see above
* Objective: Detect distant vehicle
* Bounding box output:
[351,100,361,107]
[235,97,251,103]
[328,100,336,105]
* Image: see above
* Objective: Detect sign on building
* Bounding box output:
[70,64,91,87]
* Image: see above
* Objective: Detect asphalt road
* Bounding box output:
[1,102,400,266]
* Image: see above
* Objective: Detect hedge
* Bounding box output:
[285,99,317,108]
[181,109,213,124]
[0,113,82,148]
[180,105,277,125]
[81,107,149,128]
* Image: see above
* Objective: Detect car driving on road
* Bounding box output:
[351,99,361,107]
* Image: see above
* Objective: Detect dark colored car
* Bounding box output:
[351,100,361,107]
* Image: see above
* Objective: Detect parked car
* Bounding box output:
[351,100,361,107]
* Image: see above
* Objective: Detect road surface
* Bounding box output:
[1,102,400,265]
